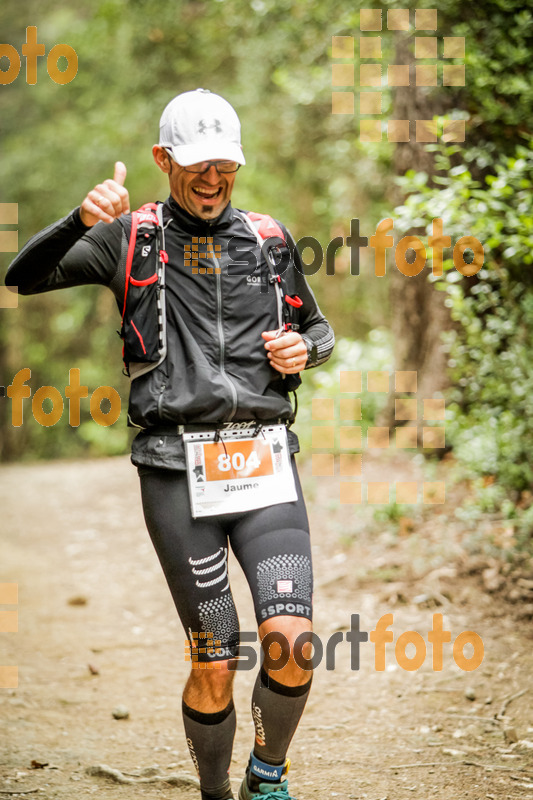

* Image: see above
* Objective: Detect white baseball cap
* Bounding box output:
[158,88,245,167]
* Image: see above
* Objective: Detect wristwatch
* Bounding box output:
[301,334,318,368]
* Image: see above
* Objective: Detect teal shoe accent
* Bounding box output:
[238,777,296,800]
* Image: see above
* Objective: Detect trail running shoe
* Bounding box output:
[238,777,296,799]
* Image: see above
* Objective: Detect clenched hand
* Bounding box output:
[79,161,130,227]
[262,329,308,374]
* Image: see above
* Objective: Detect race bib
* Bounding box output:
[183,425,297,518]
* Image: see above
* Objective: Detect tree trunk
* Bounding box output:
[384,31,456,421]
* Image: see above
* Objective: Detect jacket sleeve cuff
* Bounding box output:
[72,206,92,230]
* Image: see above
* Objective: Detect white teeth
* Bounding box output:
[194,187,219,196]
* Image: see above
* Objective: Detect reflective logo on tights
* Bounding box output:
[252,701,266,746]
[261,602,312,619]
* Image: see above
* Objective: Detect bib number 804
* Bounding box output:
[217,451,261,472]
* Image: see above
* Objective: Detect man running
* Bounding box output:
[6,88,334,800]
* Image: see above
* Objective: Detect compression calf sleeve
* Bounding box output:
[249,666,312,779]
[182,699,236,800]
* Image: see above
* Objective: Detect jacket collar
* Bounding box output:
[165,195,236,234]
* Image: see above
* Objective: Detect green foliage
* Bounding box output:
[394,138,533,546]
[448,1,533,149]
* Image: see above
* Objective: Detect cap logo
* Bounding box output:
[198,118,223,135]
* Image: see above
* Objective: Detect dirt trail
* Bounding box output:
[1,454,533,799]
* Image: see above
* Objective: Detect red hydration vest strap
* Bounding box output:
[122,204,162,320]
[122,211,138,320]
[244,210,302,331]
[246,212,286,244]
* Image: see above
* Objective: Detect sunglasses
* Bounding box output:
[164,149,241,174]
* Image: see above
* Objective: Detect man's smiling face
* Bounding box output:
[152,147,237,220]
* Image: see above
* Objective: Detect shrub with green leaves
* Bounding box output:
[394,138,533,526]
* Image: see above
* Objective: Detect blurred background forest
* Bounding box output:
[1,0,532,552]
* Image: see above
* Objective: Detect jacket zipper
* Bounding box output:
[212,234,238,420]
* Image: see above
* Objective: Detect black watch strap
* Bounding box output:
[301,334,318,367]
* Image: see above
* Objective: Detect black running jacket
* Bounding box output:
[6,196,335,468]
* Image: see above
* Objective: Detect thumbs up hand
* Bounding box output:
[80,161,131,227]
